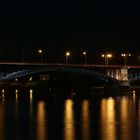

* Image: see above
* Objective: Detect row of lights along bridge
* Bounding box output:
[38,49,131,66]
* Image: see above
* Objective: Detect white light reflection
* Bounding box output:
[100,98,116,140]
[14,89,20,138]
[0,94,5,140]
[64,99,75,140]
[81,100,90,140]
[29,89,33,104]
[15,89,18,104]
[2,89,4,98]
[29,89,34,139]
[132,90,136,94]
[15,89,19,120]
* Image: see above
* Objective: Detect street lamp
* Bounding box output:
[65,51,70,64]
[101,53,112,66]
[82,51,87,65]
[121,53,131,67]
[38,49,43,64]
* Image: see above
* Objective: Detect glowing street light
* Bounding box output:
[38,49,42,54]
[106,54,112,58]
[82,51,87,65]
[65,51,70,64]
[38,49,43,64]
[121,53,131,67]
[101,53,112,66]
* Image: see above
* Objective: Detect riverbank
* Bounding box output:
[0,82,140,98]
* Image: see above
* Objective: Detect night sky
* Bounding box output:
[0,1,140,64]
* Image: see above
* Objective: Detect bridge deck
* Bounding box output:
[0,62,138,68]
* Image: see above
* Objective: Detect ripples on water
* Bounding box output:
[0,89,140,140]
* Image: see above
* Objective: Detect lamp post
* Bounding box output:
[101,53,112,66]
[65,51,70,64]
[38,49,43,64]
[121,53,131,67]
[82,51,87,65]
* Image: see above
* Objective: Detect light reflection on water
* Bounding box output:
[2,89,4,98]
[100,98,116,140]
[0,89,140,140]
[138,96,140,139]
[119,96,136,140]
[81,100,90,140]
[30,90,33,104]
[15,89,18,104]
[0,96,5,140]
[37,101,47,140]
[29,89,34,140]
[64,99,75,140]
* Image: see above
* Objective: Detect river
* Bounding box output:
[0,88,140,140]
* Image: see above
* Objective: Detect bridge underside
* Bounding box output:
[0,67,120,87]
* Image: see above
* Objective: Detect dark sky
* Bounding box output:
[0,1,140,63]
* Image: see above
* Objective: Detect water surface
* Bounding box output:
[0,89,140,140]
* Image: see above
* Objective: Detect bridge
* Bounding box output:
[0,63,140,89]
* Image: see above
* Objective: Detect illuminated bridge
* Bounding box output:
[0,63,140,87]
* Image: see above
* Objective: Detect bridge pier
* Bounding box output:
[107,67,130,92]
[118,68,130,91]
[119,80,130,91]
[104,81,130,95]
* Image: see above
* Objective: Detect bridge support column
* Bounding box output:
[107,68,130,92]
[100,68,128,94]
[119,80,130,87]
[119,68,130,91]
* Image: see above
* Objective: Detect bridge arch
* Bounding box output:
[0,66,120,86]
[129,77,140,84]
